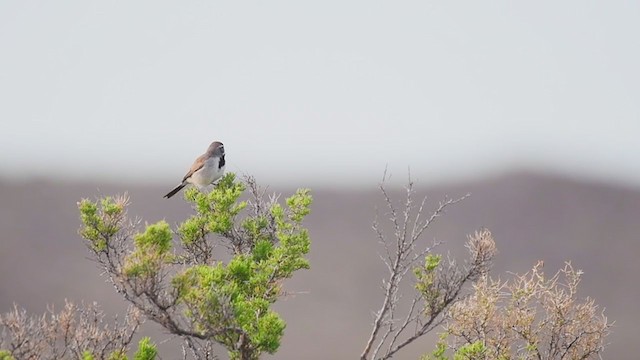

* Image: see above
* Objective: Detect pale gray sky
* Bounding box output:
[1,1,638,188]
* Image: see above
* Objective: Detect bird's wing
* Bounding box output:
[182,154,207,182]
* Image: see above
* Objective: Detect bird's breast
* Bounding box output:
[189,157,225,187]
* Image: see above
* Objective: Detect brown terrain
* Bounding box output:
[0,172,637,358]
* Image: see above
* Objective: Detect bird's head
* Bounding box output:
[208,141,224,157]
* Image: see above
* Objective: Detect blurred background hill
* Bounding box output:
[1,172,637,358]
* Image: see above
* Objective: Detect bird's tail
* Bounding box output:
[164,183,187,199]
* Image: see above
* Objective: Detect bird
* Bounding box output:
[164,141,226,199]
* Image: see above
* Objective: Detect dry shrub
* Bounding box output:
[444,261,611,359]
[0,301,141,359]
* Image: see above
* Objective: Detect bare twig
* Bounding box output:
[361,173,485,360]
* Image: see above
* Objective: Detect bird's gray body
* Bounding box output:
[188,156,225,188]
[164,141,225,199]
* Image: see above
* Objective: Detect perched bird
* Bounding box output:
[164,141,226,199]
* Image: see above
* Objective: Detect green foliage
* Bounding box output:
[0,351,15,360]
[525,342,537,353]
[76,338,156,360]
[173,261,286,355]
[124,221,174,278]
[78,172,312,360]
[107,350,127,360]
[285,189,312,223]
[78,196,126,252]
[414,254,443,315]
[454,341,487,360]
[180,173,247,241]
[172,173,312,359]
[421,334,448,360]
[133,337,157,360]
[134,221,173,253]
[422,337,487,360]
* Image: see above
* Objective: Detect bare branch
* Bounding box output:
[361,174,483,360]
